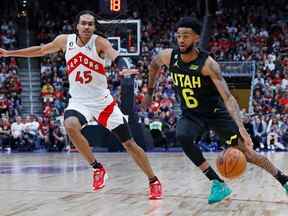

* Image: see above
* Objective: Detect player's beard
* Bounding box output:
[179,43,194,54]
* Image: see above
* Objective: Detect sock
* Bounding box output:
[90,160,103,169]
[203,166,224,182]
[274,170,288,186]
[149,176,158,184]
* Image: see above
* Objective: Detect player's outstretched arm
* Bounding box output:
[0,34,67,58]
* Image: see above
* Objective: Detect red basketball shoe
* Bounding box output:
[92,166,107,191]
[149,179,162,199]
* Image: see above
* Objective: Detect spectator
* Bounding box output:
[11,115,24,151]
[0,116,11,152]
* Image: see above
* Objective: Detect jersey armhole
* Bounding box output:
[94,35,105,59]
[168,49,178,67]
[200,55,211,77]
[64,34,74,54]
[61,35,68,53]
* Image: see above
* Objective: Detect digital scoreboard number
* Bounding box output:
[110,0,121,12]
[99,0,127,15]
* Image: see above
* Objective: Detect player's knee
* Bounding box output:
[112,121,132,143]
[177,135,205,167]
[64,117,82,135]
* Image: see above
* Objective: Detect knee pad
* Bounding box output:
[111,117,132,143]
[177,135,206,167]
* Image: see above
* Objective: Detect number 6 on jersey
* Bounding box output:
[182,88,199,108]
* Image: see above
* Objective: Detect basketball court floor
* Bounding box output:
[0,152,287,216]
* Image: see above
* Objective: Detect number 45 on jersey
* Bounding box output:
[75,71,92,84]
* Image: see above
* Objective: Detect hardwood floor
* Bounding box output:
[0,152,287,216]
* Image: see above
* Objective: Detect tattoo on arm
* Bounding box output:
[225,94,245,128]
[209,60,244,128]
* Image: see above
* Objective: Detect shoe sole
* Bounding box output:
[149,197,162,200]
[92,173,108,191]
[208,190,232,204]
[149,195,162,200]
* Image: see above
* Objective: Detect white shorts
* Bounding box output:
[65,94,127,130]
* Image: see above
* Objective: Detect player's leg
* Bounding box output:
[64,108,106,191]
[94,98,162,199]
[111,118,162,199]
[111,117,155,179]
[210,109,288,193]
[176,116,218,179]
[176,115,231,204]
[64,110,94,163]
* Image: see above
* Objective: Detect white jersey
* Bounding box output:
[65,34,110,101]
[11,122,24,138]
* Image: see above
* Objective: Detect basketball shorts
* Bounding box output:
[176,107,240,146]
[65,94,127,131]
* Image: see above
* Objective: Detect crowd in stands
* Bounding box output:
[0,18,24,151]
[0,114,66,152]
[0,16,67,152]
[0,0,288,152]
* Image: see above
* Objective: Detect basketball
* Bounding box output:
[216,147,247,179]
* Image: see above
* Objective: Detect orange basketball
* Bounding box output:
[216,147,247,180]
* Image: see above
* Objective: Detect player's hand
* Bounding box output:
[119,68,139,77]
[0,48,9,57]
[239,127,253,150]
[142,94,153,110]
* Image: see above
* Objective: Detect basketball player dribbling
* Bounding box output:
[0,10,162,199]
[143,16,288,204]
